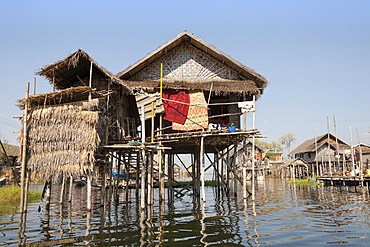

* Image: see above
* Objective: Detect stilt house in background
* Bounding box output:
[288,133,350,173]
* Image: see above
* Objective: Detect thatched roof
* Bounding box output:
[17,86,105,110]
[36,49,132,94]
[288,133,350,156]
[354,144,370,154]
[118,31,268,96]
[281,158,308,169]
[123,78,260,96]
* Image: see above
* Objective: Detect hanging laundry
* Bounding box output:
[172,90,208,131]
[135,91,164,120]
[162,90,190,124]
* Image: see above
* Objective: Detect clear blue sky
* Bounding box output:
[1,0,369,155]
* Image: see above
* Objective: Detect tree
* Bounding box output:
[254,140,283,154]
[278,133,296,153]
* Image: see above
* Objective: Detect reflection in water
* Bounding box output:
[200,201,209,246]
[1,179,370,245]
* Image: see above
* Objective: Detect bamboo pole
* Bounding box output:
[252,95,256,201]
[33,78,36,95]
[136,151,140,199]
[68,175,73,203]
[350,126,355,172]
[315,132,318,176]
[200,137,206,202]
[243,140,247,199]
[20,82,29,214]
[101,163,106,206]
[23,170,30,213]
[356,128,364,187]
[140,150,146,211]
[60,176,65,204]
[125,153,130,203]
[108,154,114,204]
[233,142,237,197]
[151,102,154,143]
[115,154,121,202]
[333,114,340,174]
[147,151,152,205]
[327,116,332,177]
[87,173,92,212]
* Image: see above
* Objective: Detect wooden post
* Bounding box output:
[147,151,152,205]
[333,114,340,175]
[356,128,364,187]
[23,170,31,213]
[233,142,238,197]
[140,150,146,211]
[45,181,51,211]
[125,152,130,203]
[327,116,332,177]
[20,82,30,214]
[315,132,318,177]
[33,78,36,95]
[350,126,355,172]
[115,154,121,202]
[252,95,256,201]
[68,175,73,203]
[87,173,92,212]
[243,139,247,199]
[200,137,206,202]
[136,151,140,199]
[60,176,65,204]
[100,163,106,206]
[252,135,255,201]
[108,153,114,204]
[226,147,230,195]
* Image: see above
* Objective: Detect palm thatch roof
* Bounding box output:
[281,158,308,169]
[36,49,132,94]
[123,78,260,96]
[288,133,350,156]
[118,31,268,96]
[354,144,370,154]
[17,86,105,110]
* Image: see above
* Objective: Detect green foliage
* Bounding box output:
[0,185,42,203]
[288,178,320,186]
[255,140,283,154]
[278,133,296,153]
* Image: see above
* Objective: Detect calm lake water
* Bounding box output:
[1,178,370,246]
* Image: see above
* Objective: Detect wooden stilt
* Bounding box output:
[136,151,140,200]
[45,180,51,210]
[233,142,237,197]
[20,82,30,214]
[68,175,73,203]
[125,153,130,203]
[147,151,152,205]
[60,176,65,204]
[226,146,230,196]
[23,170,31,213]
[108,153,114,204]
[243,139,247,199]
[100,163,106,206]
[140,149,146,211]
[200,137,206,202]
[115,153,121,202]
[87,173,92,212]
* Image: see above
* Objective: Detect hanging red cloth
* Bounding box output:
[162,90,190,125]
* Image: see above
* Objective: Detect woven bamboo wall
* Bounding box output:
[131,42,239,81]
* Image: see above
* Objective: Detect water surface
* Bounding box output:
[1,179,369,246]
